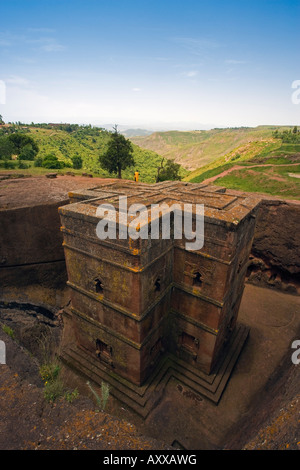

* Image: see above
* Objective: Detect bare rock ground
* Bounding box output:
[0,320,170,451]
[0,284,299,451]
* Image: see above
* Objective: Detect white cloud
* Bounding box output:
[132,87,141,92]
[182,71,198,78]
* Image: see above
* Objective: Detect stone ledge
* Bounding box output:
[60,322,249,418]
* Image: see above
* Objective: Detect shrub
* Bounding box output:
[43,378,64,403]
[39,363,61,383]
[34,156,43,167]
[18,144,36,160]
[39,361,79,404]
[17,161,29,169]
[64,388,79,403]
[1,324,15,339]
[42,153,64,169]
[156,159,182,182]
[1,160,15,169]
[71,155,83,169]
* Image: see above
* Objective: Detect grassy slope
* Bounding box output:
[185,139,282,182]
[131,126,286,171]
[22,127,188,183]
[186,139,300,199]
[213,164,300,200]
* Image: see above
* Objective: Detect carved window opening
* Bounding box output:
[94,278,104,294]
[181,332,199,350]
[178,332,199,361]
[96,339,112,362]
[154,278,161,292]
[193,271,202,287]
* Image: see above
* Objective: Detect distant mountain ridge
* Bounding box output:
[121,128,153,137]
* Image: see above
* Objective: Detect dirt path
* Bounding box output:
[201,163,300,185]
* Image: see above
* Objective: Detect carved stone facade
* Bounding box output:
[59,181,260,414]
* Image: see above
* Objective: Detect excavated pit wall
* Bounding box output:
[0,175,116,309]
[247,198,300,295]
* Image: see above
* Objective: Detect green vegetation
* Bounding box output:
[213,164,300,199]
[8,133,39,157]
[64,388,79,403]
[39,361,64,403]
[156,158,182,182]
[186,139,280,183]
[188,162,236,184]
[39,361,79,404]
[99,126,135,179]
[1,324,15,339]
[131,126,288,171]
[0,122,186,182]
[1,121,298,198]
[0,132,39,162]
[41,153,65,169]
[71,154,83,169]
[184,126,300,199]
[272,126,300,143]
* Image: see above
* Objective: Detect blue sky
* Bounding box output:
[0,0,299,129]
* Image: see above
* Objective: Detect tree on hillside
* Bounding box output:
[156,158,182,182]
[18,143,37,160]
[0,136,15,160]
[99,125,135,179]
[0,115,4,125]
[71,154,83,169]
[7,133,39,156]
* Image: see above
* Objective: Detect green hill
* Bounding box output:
[131,126,291,171]
[131,125,300,199]
[0,124,188,183]
[185,134,300,200]
[2,123,299,198]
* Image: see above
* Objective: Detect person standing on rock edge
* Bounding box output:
[134,170,139,182]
